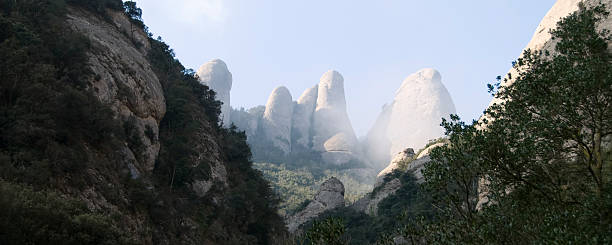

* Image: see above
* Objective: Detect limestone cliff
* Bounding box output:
[292,85,319,150]
[262,86,294,154]
[232,70,363,166]
[197,59,233,127]
[68,7,165,175]
[1,3,285,244]
[366,68,455,170]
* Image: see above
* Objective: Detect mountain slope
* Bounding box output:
[0,1,285,244]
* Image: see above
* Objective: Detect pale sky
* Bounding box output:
[133,0,557,136]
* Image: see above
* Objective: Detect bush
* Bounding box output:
[0,181,130,245]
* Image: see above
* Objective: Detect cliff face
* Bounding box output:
[232,70,364,166]
[67,7,165,176]
[262,86,294,154]
[0,2,284,244]
[197,59,233,127]
[365,68,455,170]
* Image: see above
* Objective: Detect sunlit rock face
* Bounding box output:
[262,86,294,155]
[366,68,455,170]
[229,69,362,166]
[292,85,318,150]
[312,70,359,153]
[197,59,232,126]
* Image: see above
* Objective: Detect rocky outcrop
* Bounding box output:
[365,68,455,170]
[376,148,415,180]
[353,178,401,216]
[232,70,363,166]
[67,7,165,175]
[262,86,294,154]
[287,177,345,232]
[377,142,444,184]
[197,59,233,127]
[312,70,358,153]
[292,85,318,150]
[353,142,443,216]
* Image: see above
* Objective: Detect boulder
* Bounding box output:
[262,86,294,154]
[287,177,345,232]
[197,59,233,127]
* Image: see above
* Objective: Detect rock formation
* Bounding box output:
[376,148,415,180]
[231,70,363,166]
[352,142,443,216]
[377,142,445,184]
[262,86,294,154]
[287,177,345,232]
[365,68,455,170]
[312,70,358,153]
[69,7,165,175]
[292,85,318,150]
[197,59,233,126]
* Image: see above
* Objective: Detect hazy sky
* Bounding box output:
[133,0,556,136]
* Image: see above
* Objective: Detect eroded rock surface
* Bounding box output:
[262,86,294,154]
[292,85,319,150]
[287,177,345,232]
[366,69,455,170]
[197,59,233,126]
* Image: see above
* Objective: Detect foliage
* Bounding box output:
[412,3,612,244]
[147,25,285,243]
[0,0,287,243]
[0,181,131,245]
[0,0,124,187]
[254,162,373,216]
[301,172,433,245]
[305,217,347,245]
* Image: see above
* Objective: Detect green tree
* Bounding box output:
[305,217,347,245]
[417,3,612,244]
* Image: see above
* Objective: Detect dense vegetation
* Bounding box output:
[0,0,285,244]
[0,0,137,242]
[0,181,130,244]
[404,4,612,244]
[299,171,433,245]
[254,162,373,216]
[145,29,286,244]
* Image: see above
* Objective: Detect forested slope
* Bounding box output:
[0,1,285,244]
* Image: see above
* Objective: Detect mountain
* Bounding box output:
[0,1,285,244]
[197,59,233,127]
[231,70,364,166]
[365,68,456,170]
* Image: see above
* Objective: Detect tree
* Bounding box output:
[123,1,143,41]
[416,3,612,244]
[123,1,142,22]
[305,217,347,245]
